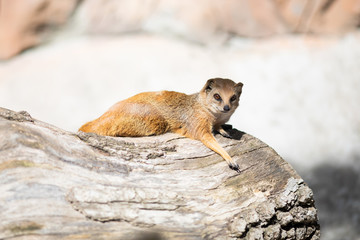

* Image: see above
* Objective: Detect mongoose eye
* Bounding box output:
[213,94,221,101]
[230,95,237,102]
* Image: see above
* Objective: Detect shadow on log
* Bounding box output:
[0,107,320,239]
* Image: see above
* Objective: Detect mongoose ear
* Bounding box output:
[235,82,244,95]
[202,79,215,93]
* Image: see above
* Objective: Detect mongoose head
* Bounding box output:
[200,78,243,120]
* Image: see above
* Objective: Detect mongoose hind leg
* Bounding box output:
[200,132,240,173]
[79,106,170,137]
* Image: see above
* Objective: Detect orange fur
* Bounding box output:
[79,78,244,172]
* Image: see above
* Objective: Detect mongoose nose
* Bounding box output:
[223,105,230,111]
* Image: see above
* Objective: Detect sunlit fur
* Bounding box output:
[79,78,244,171]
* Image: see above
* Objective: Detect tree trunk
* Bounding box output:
[0,107,320,239]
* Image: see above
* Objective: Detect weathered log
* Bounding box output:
[0,107,320,239]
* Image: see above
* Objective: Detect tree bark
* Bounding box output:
[0,107,320,239]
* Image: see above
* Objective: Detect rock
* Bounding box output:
[0,107,320,239]
[76,0,157,34]
[2,0,360,59]
[0,0,80,59]
[79,0,360,40]
[210,0,288,38]
[277,0,360,34]
[78,0,287,40]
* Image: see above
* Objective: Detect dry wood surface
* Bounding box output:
[0,107,320,239]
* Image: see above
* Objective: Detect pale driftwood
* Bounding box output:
[0,107,320,240]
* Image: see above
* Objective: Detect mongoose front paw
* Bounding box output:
[219,128,232,138]
[229,162,241,173]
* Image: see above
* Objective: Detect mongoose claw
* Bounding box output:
[229,162,241,173]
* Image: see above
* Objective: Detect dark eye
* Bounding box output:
[230,95,237,102]
[214,94,221,101]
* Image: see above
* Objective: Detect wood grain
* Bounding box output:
[0,107,320,239]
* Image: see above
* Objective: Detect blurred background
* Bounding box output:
[0,0,359,239]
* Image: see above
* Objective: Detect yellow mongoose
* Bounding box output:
[79,78,243,172]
